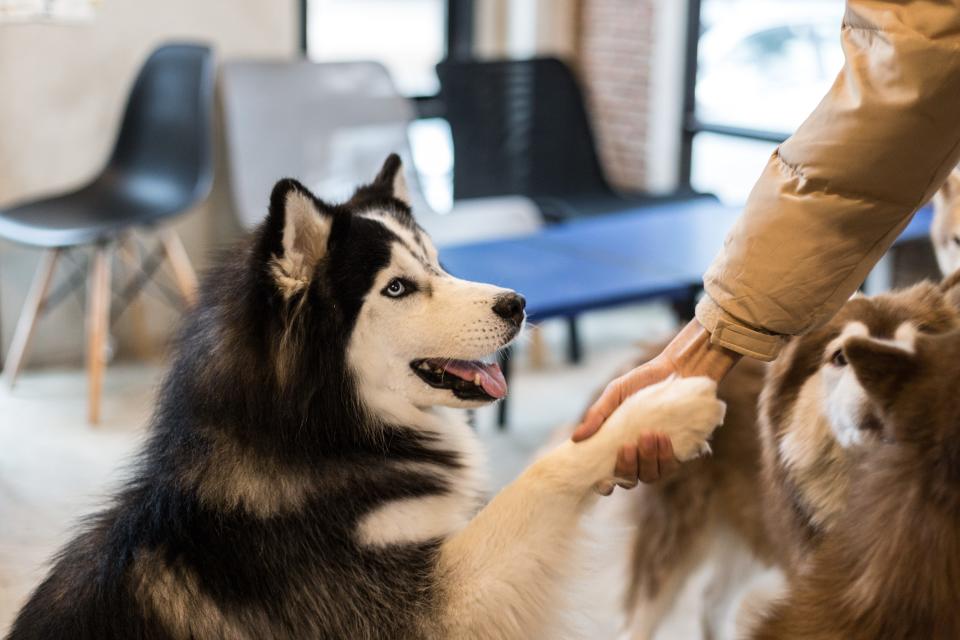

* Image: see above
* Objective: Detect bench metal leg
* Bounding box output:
[566,316,582,364]
[3,248,62,388]
[497,346,513,430]
[672,285,702,322]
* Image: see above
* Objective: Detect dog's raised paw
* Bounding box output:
[617,376,726,462]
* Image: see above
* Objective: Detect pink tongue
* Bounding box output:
[441,360,507,399]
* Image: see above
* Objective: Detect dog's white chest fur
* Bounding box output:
[355,407,488,548]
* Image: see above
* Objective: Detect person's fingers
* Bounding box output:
[613,442,639,488]
[572,378,622,442]
[637,433,660,484]
[657,433,681,478]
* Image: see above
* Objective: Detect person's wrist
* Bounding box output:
[663,319,741,383]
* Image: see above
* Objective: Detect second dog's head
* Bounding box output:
[759,279,960,534]
[254,154,524,414]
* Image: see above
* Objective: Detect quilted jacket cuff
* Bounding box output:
[695,296,785,362]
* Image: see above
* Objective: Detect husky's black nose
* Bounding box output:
[493,293,526,327]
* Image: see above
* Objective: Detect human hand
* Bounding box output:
[573,319,740,493]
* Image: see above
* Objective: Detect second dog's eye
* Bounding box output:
[382,278,414,299]
[830,349,848,367]
[953,234,960,247]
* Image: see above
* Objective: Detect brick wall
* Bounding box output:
[576,0,657,191]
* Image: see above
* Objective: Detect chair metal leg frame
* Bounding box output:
[44,251,90,311]
[2,248,62,388]
[86,245,112,425]
[159,228,198,305]
[111,240,182,321]
[3,229,197,424]
[118,234,152,359]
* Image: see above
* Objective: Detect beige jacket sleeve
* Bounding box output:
[695,0,960,361]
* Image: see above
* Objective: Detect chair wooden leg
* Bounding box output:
[2,248,61,388]
[86,245,112,425]
[159,228,198,305]
[118,234,152,360]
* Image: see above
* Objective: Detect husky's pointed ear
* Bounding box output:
[372,153,411,207]
[843,336,917,408]
[261,179,332,298]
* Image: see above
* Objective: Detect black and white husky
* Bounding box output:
[7,155,725,640]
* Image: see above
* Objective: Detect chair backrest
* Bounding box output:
[107,43,215,213]
[436,57,613,202]
[221,60,432,230]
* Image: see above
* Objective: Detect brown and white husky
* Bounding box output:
[608,275,960,639]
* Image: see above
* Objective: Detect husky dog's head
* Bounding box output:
[932,167,960,277]
[759,279,960,544]
[256,154,524,417]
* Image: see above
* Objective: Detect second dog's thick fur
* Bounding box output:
[6,155,726,640]
[617,277,960,639]
[751,277,960,639]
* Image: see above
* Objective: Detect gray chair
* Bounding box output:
[220,60,542,246]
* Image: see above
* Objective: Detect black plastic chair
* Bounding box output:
[0,42,214,424]
[436,57,711,221]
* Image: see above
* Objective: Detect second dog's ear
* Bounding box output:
[843,337,917,409]
[262,179,332,298]
[372,153,411,207]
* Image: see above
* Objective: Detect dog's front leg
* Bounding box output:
[435,377,726,639]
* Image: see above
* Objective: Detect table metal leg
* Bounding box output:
[497,346,513,430]
[566,316,582,364]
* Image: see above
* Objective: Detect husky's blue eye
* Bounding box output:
[382,278,414,299]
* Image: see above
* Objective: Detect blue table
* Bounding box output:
[442,199,933,425]
[443,199,934,322]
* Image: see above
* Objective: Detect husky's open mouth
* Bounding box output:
[410,358,507,401]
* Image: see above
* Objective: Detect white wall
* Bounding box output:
[0,0,298,365]
[645,0,688,193]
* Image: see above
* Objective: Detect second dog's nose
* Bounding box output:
[493,293,526,327]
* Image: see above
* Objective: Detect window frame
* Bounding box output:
[299,0,473,119]
[680,0,791,190]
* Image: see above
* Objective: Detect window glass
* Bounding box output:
[693,0,844,203]
[306,0,445,97]
[691,133,777,204]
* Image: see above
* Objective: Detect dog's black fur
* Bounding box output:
[7,156,468,639]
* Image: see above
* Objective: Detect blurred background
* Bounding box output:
[0,0,939,635]
[0,0,856,368]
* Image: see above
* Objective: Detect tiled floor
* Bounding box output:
[0,302,680,635]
